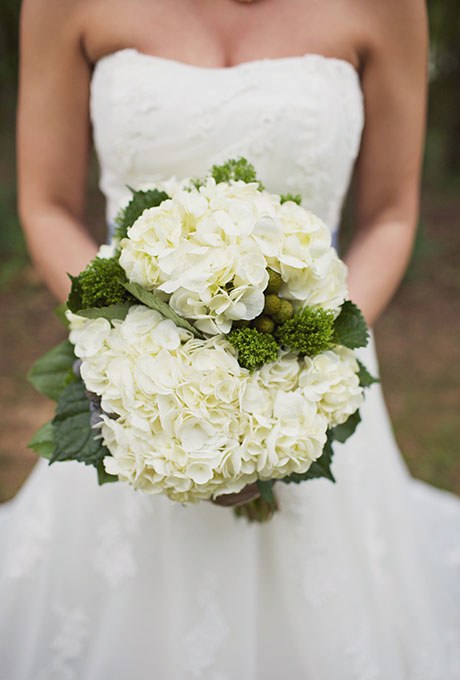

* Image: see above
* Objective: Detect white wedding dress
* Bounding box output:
[1,49,460,680]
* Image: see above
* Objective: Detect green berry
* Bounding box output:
[254,315,275,334]
[263,294,282,317]
[272,299,294,324]
[265,269,282,295]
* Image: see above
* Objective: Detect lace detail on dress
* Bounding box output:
[4,488,52,580]
[93,516,139,588]
[409,630,460,680]
[36,603,90,680]
[279,484,353,609]
[91,492,152,587]
[181,571,230,678]
[345,627,383,680]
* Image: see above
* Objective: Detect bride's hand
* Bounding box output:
[211,483,260,508]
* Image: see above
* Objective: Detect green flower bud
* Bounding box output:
[254,315,275,334]
[272,299,294,324]
[263,294,282,317]
[265,269,282,295]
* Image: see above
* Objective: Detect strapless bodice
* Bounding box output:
[90,48,364,234]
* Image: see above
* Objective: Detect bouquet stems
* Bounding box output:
[233,494,279,522]
[233,480,278,522]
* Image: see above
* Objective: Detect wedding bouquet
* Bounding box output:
[29,159,376,521]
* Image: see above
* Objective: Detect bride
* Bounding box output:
[2,0,460,677]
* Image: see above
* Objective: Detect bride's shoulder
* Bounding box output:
[354,0,427,68]
[20,0,89,51]
[20,0,85,26]
[359,0,427,36]
[354,0,426,19]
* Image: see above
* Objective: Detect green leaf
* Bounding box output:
[257,479,276,503]
[333,300,369,349]
[54,303,70,328]
[51,381,109,467]
[76,303,131,322]
[28,422,55,459]
[121,281,203,338]
[331,409,361,443]
[97,460,118,486]
[282,433,336,484]
[28,340,77,401]
[357,359,379,388]
[67,273,84,313]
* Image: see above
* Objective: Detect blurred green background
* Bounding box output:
[0,1,459,501]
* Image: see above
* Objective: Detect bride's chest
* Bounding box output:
[82,0,360,70]
[90,49,364,228]
[91,49,362,156]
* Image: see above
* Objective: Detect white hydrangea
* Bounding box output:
[269,202,348,312]
[67,307,358,502]
[298,347,364,427]
[118,178,348,335]
[64,176,367,502]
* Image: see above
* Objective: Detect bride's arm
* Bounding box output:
[345,0,428,327]
[17,0,97,303]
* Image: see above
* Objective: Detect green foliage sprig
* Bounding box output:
[67,257,134,312]
[211,157,261,185]
[192,157,265,190]
[280,193,302,205]
[275,307,335,356]
[227,327,279,371]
